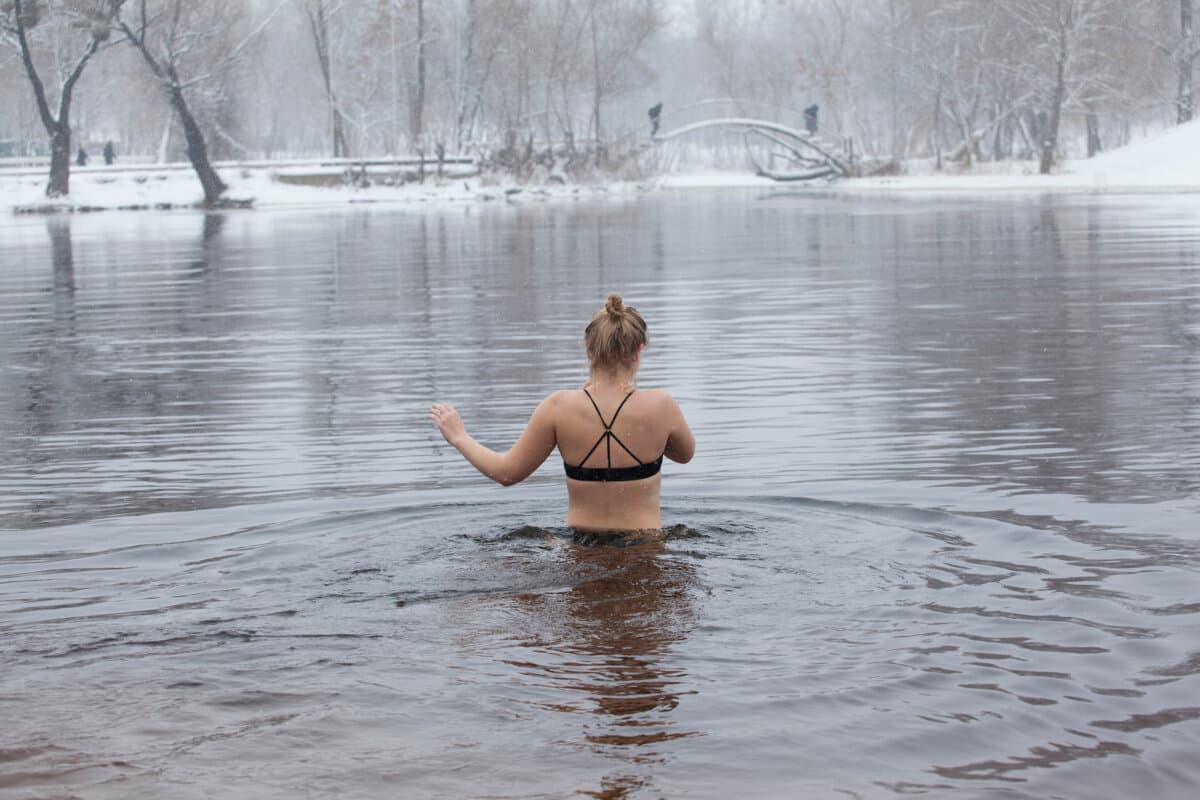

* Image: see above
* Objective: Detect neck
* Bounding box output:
[589,364,638,389]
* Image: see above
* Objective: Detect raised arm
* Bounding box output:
[430,393,560,486]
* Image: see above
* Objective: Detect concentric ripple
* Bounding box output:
[0,494,1196,798]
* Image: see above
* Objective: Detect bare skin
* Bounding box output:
[430,348,695,532]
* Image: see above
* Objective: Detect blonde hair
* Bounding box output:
[585,293,647,371]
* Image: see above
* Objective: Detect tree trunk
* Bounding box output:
[455,0,476,151]
[48,125,72,196]
[1180,0,1195,124]
[122,13,227,206]
[411,0,426,146]
[167,76,227,206]
[1086,106,1101,157]
[12,0,108,198]
[590,9,602,153]
[1015,110,1036,159]
[306,0,348,157]
[1041,44,1067,174]
[933,85,943,170]
[332,107,348,158]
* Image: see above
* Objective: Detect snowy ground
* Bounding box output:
[0,161,652,214]
[4,119,1198,215]
[663,119,1200,194]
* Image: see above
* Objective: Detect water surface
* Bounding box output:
[1,190,1198,798]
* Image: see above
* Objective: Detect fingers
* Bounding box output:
[429,403,458,427]
[430,403,464,447]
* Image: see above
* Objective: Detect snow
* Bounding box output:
[1065,118,1200,188]
[655,169,778,189]
[842,119,1200,193]
[5,119,1200,216]
[0,162,653,215]
[663,119,1200,194]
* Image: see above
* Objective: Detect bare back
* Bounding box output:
[554,387,690,532]
[430,374,693,532]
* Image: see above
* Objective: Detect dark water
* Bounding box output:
[1,191,1198,798]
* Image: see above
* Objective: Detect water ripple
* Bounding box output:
[2,194,1199,797]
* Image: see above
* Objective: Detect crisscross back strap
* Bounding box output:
[579,389,642,468]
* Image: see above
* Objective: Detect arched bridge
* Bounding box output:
[643,99,855,181]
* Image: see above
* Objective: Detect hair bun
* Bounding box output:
[605,293,625,317]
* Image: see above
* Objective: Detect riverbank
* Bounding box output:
[2,161,653,215]
[5,119,1198,214]
[661,119,1200,194]
[843,134,1198,193]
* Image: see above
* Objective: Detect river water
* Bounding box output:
[1,190,1198,799]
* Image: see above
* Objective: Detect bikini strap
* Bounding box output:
[608,390,636,427]
[581,388,635,429]
[582,388,607,426]
[578,389,640,468]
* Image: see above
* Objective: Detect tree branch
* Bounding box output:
[12,0,58,132]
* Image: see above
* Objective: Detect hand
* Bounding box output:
[430,403,467,446]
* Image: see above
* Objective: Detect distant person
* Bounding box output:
[804,104,819,135]
[103,141,115,165]
[76,146,88,166]
[430,293,695,535]
[648,102,663,136]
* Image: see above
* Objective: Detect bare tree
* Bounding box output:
[115,0,282,206]
[450,0,498,150]
[10,1,1193,179]
[411,0,426,146]
[585,0,663,152]
[697,3,798,108]
[534,0,586,143]
[2,0,125,197]
[1178,0,1196,122]
[305,0,349,157]
[115,0,226,204]
[1001,0,1130,173]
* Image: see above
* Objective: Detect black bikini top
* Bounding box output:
[563,389,664,482]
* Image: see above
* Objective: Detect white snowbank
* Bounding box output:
[1,163,648,215]
[842,118,1200,193]
[1066,118,1200,188]
[657,119,1200,194]
[5,119,1200,216]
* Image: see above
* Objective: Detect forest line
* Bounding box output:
[2,1,1195,204]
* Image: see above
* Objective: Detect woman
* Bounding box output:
[430,294,695,533]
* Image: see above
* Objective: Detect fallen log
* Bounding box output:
[754,165,840,182]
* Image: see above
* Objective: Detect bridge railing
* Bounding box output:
[602,99,825,146]
[653,99,818,139]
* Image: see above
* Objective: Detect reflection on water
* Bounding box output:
[506,537,698,755]
[4,495,1195,798]
[489,533,701,800]
[1,192,1199,798]
[3,193,1199,529]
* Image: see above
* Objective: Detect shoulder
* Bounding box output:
[637,387,675,402]
[636,387,682,412]
[536,389,576,416]
[544,389,576,406]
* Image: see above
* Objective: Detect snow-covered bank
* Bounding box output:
[845,129,1198,193]
[1,163,649,215]
[5,119,1200,215]
[664,119,1200,194]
